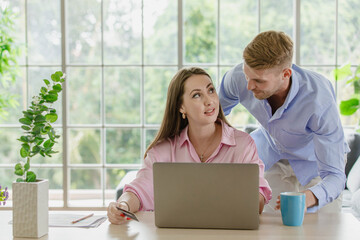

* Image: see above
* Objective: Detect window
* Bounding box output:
[0,0,359,208]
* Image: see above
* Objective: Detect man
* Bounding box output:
[218,30,349,212]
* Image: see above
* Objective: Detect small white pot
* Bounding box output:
[12,179,49,238]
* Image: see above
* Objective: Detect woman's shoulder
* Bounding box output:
[222,121,254,144]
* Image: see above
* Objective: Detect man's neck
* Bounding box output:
[268,77,292,115]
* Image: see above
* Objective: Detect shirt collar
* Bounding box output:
[282,64,300,110]
[178,119,236,147]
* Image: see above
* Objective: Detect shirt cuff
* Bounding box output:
[259,187,272,204]
[307,184,326,212]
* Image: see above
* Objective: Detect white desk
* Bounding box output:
[1,210,359,240]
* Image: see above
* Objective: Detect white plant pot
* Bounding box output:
[12,179,49,238]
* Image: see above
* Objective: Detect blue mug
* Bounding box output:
[280,192,306,226]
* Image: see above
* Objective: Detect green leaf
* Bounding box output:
[339,98,360,116]
[21,125,31,131]
[333,63,352,81]
[43,79,50,85]
[22,143,30,152]
[35,137,44,145]
[18,136,29,143]
[43,139,54,148]
[34,115,46,122]
[53,84,62,92]
[32,125,41,134]
[40,86,48,94]
[45,113,58,123]
[19,117,32,125]
[26,171,36,182]
[48,90,58,95]
[24,162,30,171]
[14,169,24,176]
[15,163,22,170]
[32,145,41,154]
[20,147,29,158]
[51,73,60,82]
[16,178,24,182]
[44,94,58,102]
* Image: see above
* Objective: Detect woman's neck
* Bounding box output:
[187,121,221,162]
[188,122,218,143]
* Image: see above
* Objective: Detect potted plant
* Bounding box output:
[12,71,65,238]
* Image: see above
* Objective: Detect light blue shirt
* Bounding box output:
[218,63,350,211]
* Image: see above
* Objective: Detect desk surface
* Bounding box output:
[1,210,359,240]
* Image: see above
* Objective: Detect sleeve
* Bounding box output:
[307,103,350,211]
[123,148,159,211]
[218,70,241,115]
[243,136,272,204]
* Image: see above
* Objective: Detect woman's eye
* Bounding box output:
[192,93,200,98]
[209,87,215,93]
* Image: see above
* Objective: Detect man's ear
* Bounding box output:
[283,68,292,80]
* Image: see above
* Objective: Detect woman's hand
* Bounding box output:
[107,201,132,225]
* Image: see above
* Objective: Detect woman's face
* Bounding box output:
[180,74,219,127]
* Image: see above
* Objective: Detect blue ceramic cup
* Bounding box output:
[280,192,306,226]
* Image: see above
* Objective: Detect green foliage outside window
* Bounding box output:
[0,7,21,119]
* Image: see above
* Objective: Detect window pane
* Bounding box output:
[7,0,26,65]
[69,168,102,206]
[69,129,101,164]
[260,0,293,36]
[338,0,360,64]
[184,0,217,64]
[106,168,134,190]
[67,67,101,125]
[104,67,141,124]
[145,129,158,149]
[0,67,25,124]
[103,0,142,64]
[220,0,257,65]
[145,67,177,124]
[0,128,21,164]
[144,0,177,64]
[30,167,63,189]
[0,168,14,191]
[301,0,336,65]
[66,0,101,64]
[27,0,61,65]
[106,128,141,164]
[28,67,63,124]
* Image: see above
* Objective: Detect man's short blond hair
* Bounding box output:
[243,31,293,70]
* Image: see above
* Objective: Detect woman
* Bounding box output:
[107,67,272,224]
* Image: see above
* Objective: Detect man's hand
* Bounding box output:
[274,189,318,211]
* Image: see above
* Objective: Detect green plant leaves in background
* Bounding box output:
[339,98,359,115]
[333,63,352,81]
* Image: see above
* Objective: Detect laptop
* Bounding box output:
[153,162,259,230]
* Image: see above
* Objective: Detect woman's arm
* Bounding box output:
[259,193,265,214]
[107,191,141,225]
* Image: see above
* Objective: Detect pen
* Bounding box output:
[71,213,94,224]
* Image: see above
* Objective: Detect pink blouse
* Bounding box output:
[124,120,272,211]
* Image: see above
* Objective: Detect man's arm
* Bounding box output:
[306,103,349,211]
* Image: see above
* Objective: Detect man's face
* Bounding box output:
[243,63,288,100]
